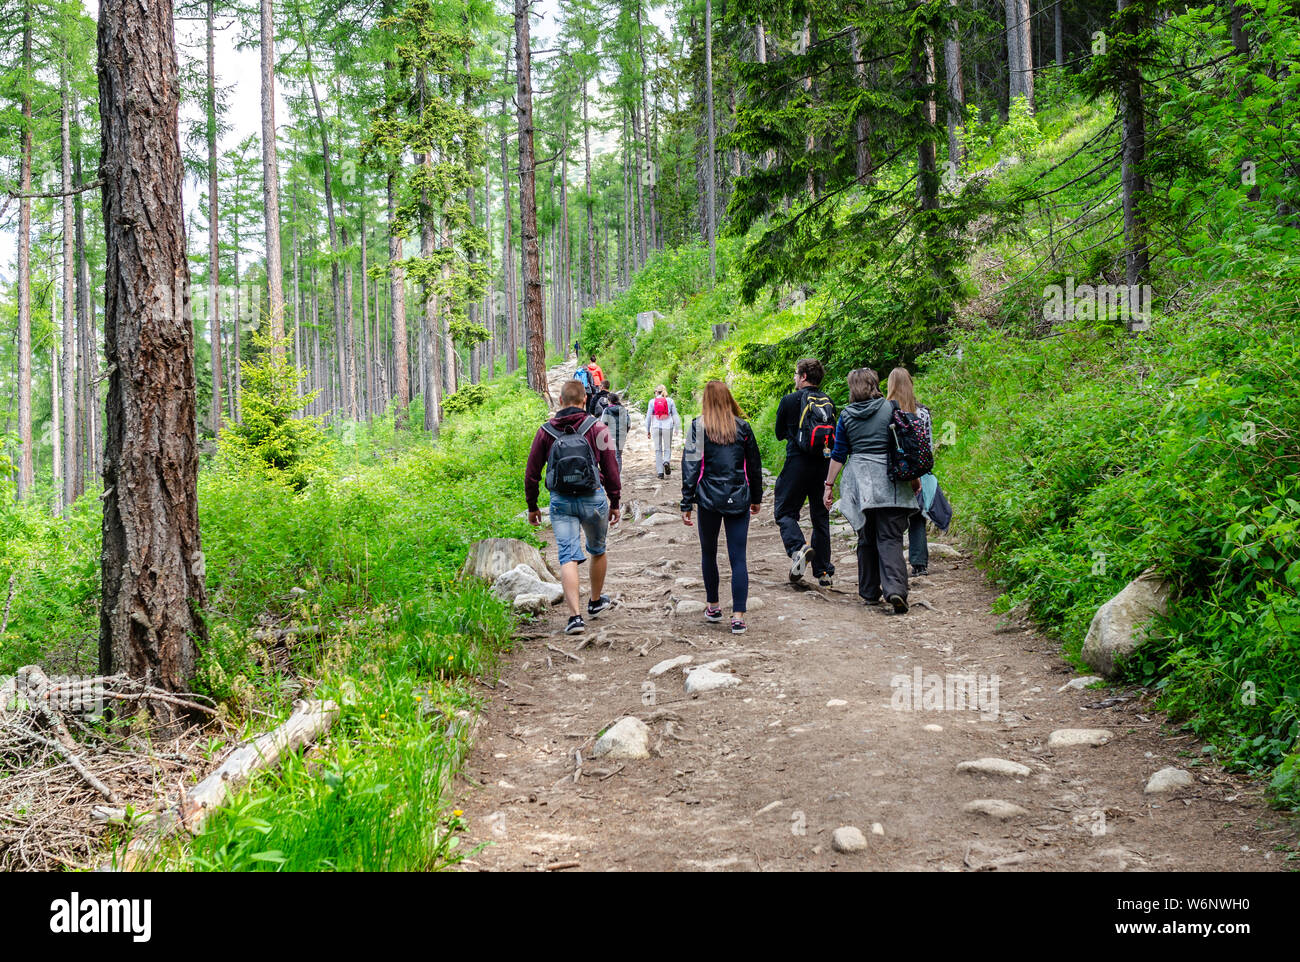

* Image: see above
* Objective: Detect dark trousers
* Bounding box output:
[697,506,750,612]
[909,511,929,569]
[856,508,913,603]
[774,455,833,576]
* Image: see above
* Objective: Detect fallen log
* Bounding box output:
[179,698,339,833]
[96,698,339,869]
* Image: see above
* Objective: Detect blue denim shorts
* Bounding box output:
[549,489,609,565]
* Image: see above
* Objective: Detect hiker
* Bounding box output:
[588,379,613,418]
[586,354,604,389]
[886,367,935,576]
[525,379,622,635]
[822,367,919,614]
[600,392,630,468]
[645,384,680,479]
[774,358,837,587]
[680,380,763,635]
[574,362,594,401]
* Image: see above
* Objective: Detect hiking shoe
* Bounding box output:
[730,617,747,634]
[665,463,671,477]
[704,604,724,623]
[863,595,882,607]
[587,595,615,617]
[911,565,928,577]
[564,615,587,635]
[817,573,834,588]
[657,472,664,480]
[887,594,909,615]
[789,545,813,583]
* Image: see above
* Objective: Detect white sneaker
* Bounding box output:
[789,545,813,582]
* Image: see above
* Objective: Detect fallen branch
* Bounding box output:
[180,698,339,833]
[545,643,582,663]
[5,722,120,804]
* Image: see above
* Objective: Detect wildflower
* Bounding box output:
[452,809,463,817]
[414,695,423,702]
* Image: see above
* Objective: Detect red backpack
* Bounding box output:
[653,396,669,418]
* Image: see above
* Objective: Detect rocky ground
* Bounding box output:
[452,362,1298,872]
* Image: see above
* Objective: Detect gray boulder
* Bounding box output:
[592,717,651,760]
[1081,569,1171,676]
[492,564,564,606]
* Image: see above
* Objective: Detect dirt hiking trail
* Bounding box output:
[455,362,1296,871]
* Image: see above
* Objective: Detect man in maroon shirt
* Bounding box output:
[525,379,622,635]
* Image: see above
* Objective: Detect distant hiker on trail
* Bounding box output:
[586,354,604,389]
[525,379,622,635]
[601,392,631,469]
[646,384,680,479]
[822,367,919,615]
[680,380,763,635]
[774,358,837,587]
[573,339,581,359]
[886,367,937,576]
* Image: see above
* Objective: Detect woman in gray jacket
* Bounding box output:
[822,368,919,614]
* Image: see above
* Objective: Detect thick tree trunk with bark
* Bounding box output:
[97,0,207,692]
[1016,0,1035,112]
[515,0,548,398]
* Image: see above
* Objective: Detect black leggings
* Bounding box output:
[697,506,751,613]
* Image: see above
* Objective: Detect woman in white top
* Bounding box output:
[646,384,681,479]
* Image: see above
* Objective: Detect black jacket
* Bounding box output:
[680,416,763,515]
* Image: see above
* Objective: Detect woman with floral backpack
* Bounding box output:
[822,368,920,614]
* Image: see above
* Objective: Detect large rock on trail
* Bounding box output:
[1145,767,1194,794]
[461,538,559,586]
[1081,568,1171,676]
[492,565,564,607]
[591,717,651,760]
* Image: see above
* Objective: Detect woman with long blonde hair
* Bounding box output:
[886,367,936,575]
[822,367,918,613]
[680,381,763,633]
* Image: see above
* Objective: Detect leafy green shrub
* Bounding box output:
[217,333,326,491]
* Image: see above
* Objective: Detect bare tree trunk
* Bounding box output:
[1017,0,1035,112]
[583,77,597,311]
[388,175,409,423]
[756,19,775,170]
[16,11,34,499]
[1004,0,1021,108]
[944,1,965,170]
[636,0,658,252]
[61,54,77,509]
[1054,0,1064,66]
[849,27,873,181]
[1117,0,1149,293]
[704,0,717,284]
[260,0,285,352]
[206,0,221,434]
[361,210,372,416]
[97,0,207,692]
[300,27,344,418]
[74,124,97,497]
[515,0,548,399]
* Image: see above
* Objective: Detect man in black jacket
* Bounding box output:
[774,357,835,586]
